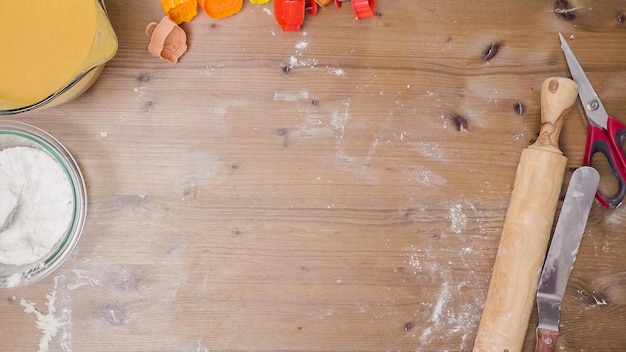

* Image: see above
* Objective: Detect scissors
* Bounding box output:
[559,33,626,208]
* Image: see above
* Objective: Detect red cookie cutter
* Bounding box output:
[274,0,318,31]
[333,0,375,19]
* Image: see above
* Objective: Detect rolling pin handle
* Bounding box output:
[531,77,578,154]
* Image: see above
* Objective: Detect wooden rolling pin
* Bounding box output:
[472,77,578,352]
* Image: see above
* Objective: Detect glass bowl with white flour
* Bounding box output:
[0,121,86,288]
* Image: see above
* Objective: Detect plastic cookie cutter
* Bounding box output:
[314,0,333,6]
[199,0,243,19]
[274,0,318,31]
[146,17,188,64]
[160,0,198,24]
[333,0,375,19]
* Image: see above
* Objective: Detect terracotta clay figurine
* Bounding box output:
[146,17,188,64]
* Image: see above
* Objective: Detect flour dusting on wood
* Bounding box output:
[274,91,311,102]
[406,164,447,185]
[283,33,347,76]
[20,276,72,352]
[288,55,318,68]
[410,142,446,160]
[449,204,468,234]
[605,209,626,225]
[295,40,308,50]
[285,33,318,69]
[405,199,485,349]
[406,243,482,350]
[330,67,346,76]
[429,281,450,323]
[21,294,60,352]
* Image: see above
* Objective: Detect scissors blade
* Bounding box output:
[558,33,610,129]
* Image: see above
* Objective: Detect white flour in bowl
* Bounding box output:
[0,147,73,266]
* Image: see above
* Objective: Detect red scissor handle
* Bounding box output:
[583,116,626,208]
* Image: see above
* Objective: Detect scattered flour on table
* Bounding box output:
[605,209,626,225]
[205,99,246,134]
[326,99,379,180]
[0,147,73,266]
[273,91,310,102]
[295,41,308,50]
[273,92,374,180]
[405,200,486,350]
[20,276,72,352]
[330,67,345,76]
[512,132,525,141]
[187,338,210,352]
[406,164,447,186]
[288,57,346,76]
[429,281,450,323]
[406,243,482,350]
[330,104,349,138]
[449,204,468,234]
[286,33,316,68]
[449,200,485,235]
[410,142,446,160]
[283,33,346,76]
[288,55,318,68]
[21,294,60,352]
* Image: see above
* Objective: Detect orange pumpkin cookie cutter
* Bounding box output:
[160,0,198,24]
[146,17,188,64]
[198,0,243,19]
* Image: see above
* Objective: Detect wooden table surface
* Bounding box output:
[3,1,626,351]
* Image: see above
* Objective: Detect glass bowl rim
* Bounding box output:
[0,120,87,288]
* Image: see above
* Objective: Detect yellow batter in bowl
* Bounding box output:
[0,0,118,114]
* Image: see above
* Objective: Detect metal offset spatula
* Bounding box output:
[535,166,599,352]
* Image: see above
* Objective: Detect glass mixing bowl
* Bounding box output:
[0,121,87,288]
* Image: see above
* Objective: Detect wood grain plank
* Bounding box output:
[3,1,626,351]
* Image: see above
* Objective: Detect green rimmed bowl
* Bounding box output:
[0,121,87,288]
